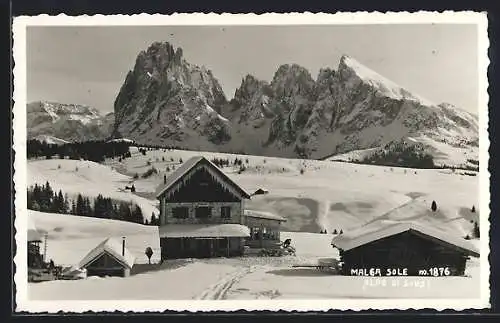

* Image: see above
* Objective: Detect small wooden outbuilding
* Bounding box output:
[79,237,135,277]
[332,221,480,276]
[243,210,287,249]
[252,188,269,196]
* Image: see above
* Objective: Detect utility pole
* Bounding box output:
[43,233,48,263]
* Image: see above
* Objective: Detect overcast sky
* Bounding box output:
[27,24,479,114]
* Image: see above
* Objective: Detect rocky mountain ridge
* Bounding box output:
[27,101,114,142]
[29,41,479,167]
[112,42,230,150]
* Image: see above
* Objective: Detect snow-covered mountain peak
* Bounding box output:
[339,55,436,107]
[27,101,113,142]
[112,41,230,147]
[107,44,479,165]
[29,101,102,124]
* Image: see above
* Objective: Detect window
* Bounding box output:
[195,206,212,219]
[221,206,231,219]
[172,207,189,219]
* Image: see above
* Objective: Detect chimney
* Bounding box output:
[164,175,167,184]
[122,237,126,256]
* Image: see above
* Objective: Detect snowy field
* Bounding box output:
[28,230,480,300]
[25,146,482,301]
[27,159,160,220]
[29,210,161,265]
[103,146,479,234]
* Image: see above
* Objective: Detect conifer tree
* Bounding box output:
[84,197,92,217]
[71,199,77,215]
[76,194,85,216]
[473,221,480,238]
[94,194,105,218]
[119,202,132,221]
[132,206,144,224]
[57,190,64,212]
[63,193,70,214]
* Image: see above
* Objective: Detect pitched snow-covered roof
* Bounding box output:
[78,237,136,269]
[155,156,251,199]
[244,210,287,222]
[159,223,250,238]
[28,217,43,242]
[331,221,480,257]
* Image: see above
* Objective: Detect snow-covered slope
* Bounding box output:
[340,55,436,106]
[105,147,478,236]
[27,101,114,142]
[29,210,161,266]
[107,138,135,144]
[33,135,70,145]
[27,159,159,221]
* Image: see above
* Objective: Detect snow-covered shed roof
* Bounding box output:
[253,188,269,194]
[155,156,251,199]
[159,223,250,238]
[244,210,287,222]
[78,237,136,269]
[331,221,480,257]
[28,217,43,242]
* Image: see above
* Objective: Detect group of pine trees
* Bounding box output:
[361,140,435,169]
[319,229,343,234]
[27,140,131,162]
[134,143,183,151]
[211,157,231,168]
[210,157,249,171]
[27,182,69,214]
[27,182,145,224]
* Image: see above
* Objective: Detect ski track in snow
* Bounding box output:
[195,265,258,300]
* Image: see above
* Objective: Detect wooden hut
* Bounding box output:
[252,188,269,196]
[155,156,252,260]
[78,237,135,277]
[332,221,480,276]
[243,210,287,249]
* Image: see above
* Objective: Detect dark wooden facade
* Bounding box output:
[157,157,251,260]
[28,241,43,269]
[83,252,131,277]
[160,237,244,259]
[339,230,473,276]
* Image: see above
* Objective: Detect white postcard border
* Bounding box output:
[13,11,491,312]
